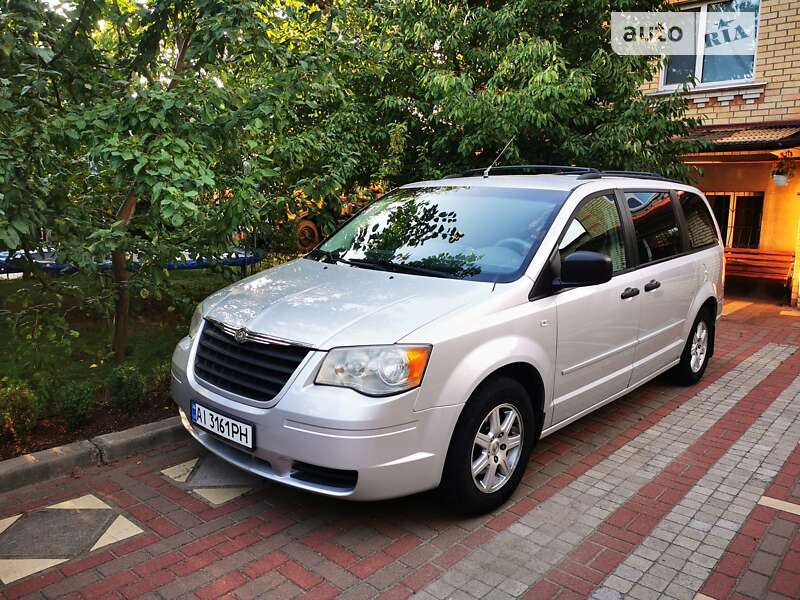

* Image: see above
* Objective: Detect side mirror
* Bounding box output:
[556,251,612,288]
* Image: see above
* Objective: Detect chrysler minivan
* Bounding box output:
[171,167,723,514]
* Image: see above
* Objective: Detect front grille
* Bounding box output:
[194,321,310,402]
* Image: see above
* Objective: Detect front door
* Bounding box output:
[553,192,640,426]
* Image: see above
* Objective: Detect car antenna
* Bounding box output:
[483,135,516,179]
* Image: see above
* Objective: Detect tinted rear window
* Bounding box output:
[625,191,683,264]
[676,190,719,249]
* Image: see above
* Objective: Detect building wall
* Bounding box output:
[695,162,800,302]
[696,163,800,252]
[644,0,800,127]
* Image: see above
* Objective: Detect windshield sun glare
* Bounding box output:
[309,186,568,283]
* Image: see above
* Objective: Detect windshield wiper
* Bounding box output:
[364,260,457,279]
[338,257,389,272]
[314,250,389,272]
[313,251,455,278]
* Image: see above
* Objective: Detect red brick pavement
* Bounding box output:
[699,443,800,600]
[524,333,800,598]
[1,300,799,600]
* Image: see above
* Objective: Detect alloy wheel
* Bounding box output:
[690,321,708,373]
[471,403,524,493]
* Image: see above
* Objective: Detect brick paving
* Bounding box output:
[0,300,799,599]
[696,443,800,600]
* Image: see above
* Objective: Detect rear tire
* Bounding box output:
[672,309,713,385]
[439,376,537,515]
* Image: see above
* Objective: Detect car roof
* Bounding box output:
[401,174,697,194]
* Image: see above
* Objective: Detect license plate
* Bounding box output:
[190,401,254,450]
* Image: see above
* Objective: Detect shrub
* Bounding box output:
[109,364,148,414]
[0,379,39,442]
[61,382,95,430]
[33,376,59,417]
[148,360,172,401]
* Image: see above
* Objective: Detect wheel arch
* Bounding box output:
[684,280,720,358]
[438,359,547,512]
[697,296,718,357]
[473,362,546,438]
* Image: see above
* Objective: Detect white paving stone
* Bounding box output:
[601,362,800,597]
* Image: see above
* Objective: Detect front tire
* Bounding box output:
[672,309,713,385]
[439,376,537,515]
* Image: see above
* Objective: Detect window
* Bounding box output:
[706,194,730,239]
[313,186,567,283]
[662,0,760,89]
[559,194,627,273]
[676,191,720,249]
[706,192,763,248]
[626,191,683,263]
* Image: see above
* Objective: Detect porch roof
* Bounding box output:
[687,124,800,152]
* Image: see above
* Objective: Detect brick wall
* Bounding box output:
[644,0,800,127]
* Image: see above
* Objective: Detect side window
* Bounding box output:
[625,191,682,264]
[676,190,720,249]
[559,194,627,273]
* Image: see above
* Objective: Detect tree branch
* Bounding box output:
[167,19,197,90]
[51,0,91,65]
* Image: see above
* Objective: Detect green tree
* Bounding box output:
[358,0,703,181]
[1,0,703,365]
[1,0,387,360]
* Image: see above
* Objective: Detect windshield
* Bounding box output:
[307,186,568,282]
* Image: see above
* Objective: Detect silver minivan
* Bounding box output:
[171,167,723,514]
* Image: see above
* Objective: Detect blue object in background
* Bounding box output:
[0,248,261,274]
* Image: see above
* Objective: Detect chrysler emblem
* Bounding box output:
[234,328,248,344]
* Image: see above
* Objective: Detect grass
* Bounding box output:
[0,268,233,390]
[0,261,291,457]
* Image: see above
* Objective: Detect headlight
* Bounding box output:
[188,304,204,338]
[315,345,432,396]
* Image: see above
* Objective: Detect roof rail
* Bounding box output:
[442,165,600,179]
[441,164,681,184]
[442,165,682,183]
[577,170,682,184]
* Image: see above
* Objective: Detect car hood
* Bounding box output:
[203,258,494,348]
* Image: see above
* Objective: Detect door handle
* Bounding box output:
[621,287,640,299]
[644,280,661,292]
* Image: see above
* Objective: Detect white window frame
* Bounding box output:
[659,0,760,92]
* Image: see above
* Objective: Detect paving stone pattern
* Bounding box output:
[594,355,800,600]
[419,344,795,600]
[0,300,799,599]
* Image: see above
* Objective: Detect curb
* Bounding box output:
[0,440,99,492]
[0,416,186,493]
[92,416,185,463]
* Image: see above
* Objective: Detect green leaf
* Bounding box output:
[0,226,20,249]
[10,217,28,233]
[31,47,54,64]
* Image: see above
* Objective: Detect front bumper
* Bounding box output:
[170,334,462,501]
